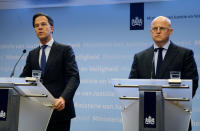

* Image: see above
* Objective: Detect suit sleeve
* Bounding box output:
[182,50,199,97]
[129,55,139,79]
[61,46,80,101]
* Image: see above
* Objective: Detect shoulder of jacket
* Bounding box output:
[53,41,72,49]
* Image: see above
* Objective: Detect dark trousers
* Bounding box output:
[46,118,71,131]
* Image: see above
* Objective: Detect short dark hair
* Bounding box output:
[32,12,54,27]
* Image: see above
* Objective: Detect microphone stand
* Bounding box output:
[10,49,26,77]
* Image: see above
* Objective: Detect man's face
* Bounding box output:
[150,19,173,47]
[34,16,53,43]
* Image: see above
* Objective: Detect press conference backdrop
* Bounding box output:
[0,0,200,130]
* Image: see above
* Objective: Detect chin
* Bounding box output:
[39,36,48,41]
[154,38,164,42]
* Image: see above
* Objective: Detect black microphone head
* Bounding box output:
[23,49,26,53]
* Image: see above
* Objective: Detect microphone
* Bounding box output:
[10,49,26,77]
[150,49,157,79]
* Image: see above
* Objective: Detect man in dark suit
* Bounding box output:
[20,12,80,131]
[129,16,198,131]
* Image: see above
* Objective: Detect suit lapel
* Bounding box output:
[159,43,178,78]
[143,46,155,78]
[34,47,41,69]
[44,42,57,74]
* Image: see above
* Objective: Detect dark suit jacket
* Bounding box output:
[20,41,80,121]
[129,41,198,97]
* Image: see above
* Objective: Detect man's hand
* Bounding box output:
[53,97,66,111]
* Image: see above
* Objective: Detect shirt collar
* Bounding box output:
[40,38,54,48]
[154,40,170,50]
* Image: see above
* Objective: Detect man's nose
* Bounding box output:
[156,28,161,33]
[38,25,43,29]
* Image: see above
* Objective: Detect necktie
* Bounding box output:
[156,48,164,78]
[41,45,48,76]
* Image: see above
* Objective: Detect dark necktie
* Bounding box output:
[41,45,48,76]
[156,48,164,78]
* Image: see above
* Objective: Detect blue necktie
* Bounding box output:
[41,45,48,76]
[156,48,164,78]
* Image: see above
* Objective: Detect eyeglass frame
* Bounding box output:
[151,26,171,33]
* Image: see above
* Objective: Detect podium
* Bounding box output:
[112,79,192,131]
[0,77,55,131]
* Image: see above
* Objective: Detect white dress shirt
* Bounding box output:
[39,38,54,67]
[154,40,170,74]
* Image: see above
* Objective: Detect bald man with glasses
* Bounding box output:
[129,16,198,131]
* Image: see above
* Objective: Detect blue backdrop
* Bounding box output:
[0,0,200,130]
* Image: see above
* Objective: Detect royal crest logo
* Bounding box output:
[145,116,155,125]
[131,17,143,27]
[0,110,6,118]
[130,3,144,30]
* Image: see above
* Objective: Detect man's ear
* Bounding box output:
[169,28,173,35]
[51,26,54,33]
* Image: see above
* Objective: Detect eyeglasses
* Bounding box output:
[34,22,48,28]
[151,27,170,33]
